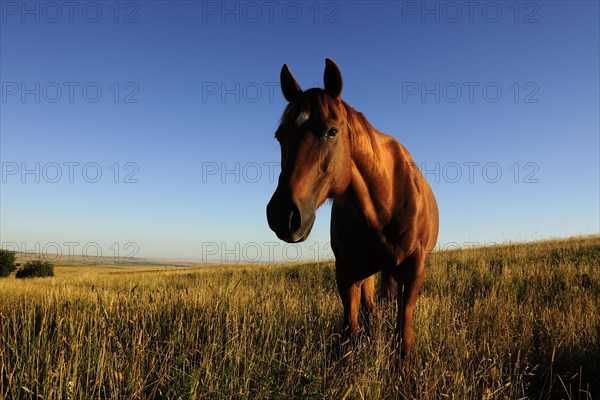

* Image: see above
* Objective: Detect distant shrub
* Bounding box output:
[16,260,55,279]
[0,249,17,277]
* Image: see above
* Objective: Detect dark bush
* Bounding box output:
[0,249,17,277]
[16,260,55,278]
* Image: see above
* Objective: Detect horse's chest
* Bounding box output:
[330,199,401,269]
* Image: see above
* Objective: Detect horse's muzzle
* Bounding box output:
[266,192,315,243]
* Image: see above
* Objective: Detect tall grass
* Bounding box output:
[1,236,598,399]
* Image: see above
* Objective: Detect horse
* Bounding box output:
[266,58,439,359]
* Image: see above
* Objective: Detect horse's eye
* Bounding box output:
[325,127,338,139]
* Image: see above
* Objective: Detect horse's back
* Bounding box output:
[390,137,439,254]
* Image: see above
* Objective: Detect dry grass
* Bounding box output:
[1,236,598,399]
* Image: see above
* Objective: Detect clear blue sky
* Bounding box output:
[1,1,598,262]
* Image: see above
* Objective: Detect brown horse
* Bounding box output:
[266,59,439,358]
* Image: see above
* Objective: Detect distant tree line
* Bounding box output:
[0,249,54,278]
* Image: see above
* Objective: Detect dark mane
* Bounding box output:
[340,101,379,159]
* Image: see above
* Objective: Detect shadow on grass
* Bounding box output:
[527,336,599,399]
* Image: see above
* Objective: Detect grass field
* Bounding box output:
[1,236,598,399]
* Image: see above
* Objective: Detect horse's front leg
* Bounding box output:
[360,275,377,330]
[336,262,362,338]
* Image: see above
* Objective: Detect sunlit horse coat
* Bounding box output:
[267,59,439,358]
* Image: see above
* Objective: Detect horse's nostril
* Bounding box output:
[289,204,301,233]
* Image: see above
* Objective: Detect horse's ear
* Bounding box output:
[280,64,302,102]
[324,58,343,99]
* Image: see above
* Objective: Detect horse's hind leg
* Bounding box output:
[392,254,425,359]
[380,270,397,300]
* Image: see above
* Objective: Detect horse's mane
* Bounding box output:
[279,89,379,159]
[340,101,379,160]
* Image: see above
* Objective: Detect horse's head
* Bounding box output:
[267,59,352,243]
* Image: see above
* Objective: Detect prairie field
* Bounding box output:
[0,236,598,399]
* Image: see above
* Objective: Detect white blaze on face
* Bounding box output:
[294,111,310,127]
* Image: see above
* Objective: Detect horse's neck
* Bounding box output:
[347,129,400,230]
